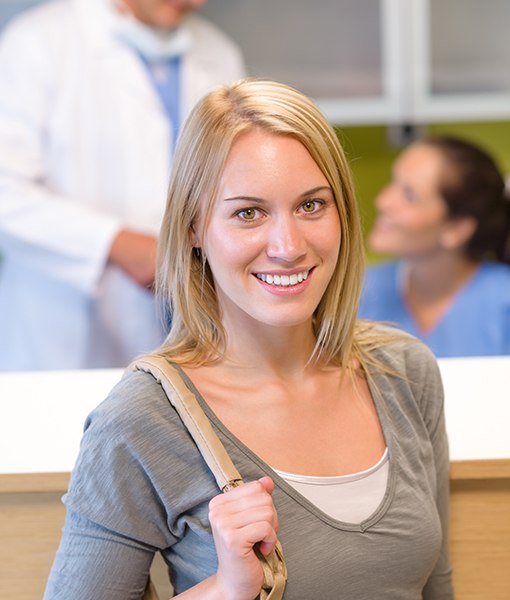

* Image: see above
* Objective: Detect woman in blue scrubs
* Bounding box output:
[359,135,510,358]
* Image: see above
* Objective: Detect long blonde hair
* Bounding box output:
[157,78,383,369]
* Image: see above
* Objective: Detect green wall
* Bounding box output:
[338,121,510,263]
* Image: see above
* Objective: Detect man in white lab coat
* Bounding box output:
[0,0,244,370]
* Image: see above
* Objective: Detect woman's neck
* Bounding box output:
[221,320,318,379]
[400,252,480,332]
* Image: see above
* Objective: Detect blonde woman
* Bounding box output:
[44,80,453,599]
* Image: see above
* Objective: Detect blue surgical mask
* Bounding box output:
[107,2,193,61]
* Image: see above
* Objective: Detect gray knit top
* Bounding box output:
[44,333,454,599]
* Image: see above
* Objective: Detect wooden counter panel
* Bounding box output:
[0,472,70,494]
[0,489,172,600]
[450,477,510,600]
[4,460,508,489]
[450,459,510,481]
[0,492,65,600]
[1,463,509,599]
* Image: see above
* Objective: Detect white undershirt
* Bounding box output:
[272,448,389,523]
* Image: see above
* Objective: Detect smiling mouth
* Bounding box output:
[255,269,310,287]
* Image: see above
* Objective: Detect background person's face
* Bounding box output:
[119,0,208,28]
[368,144,450,259]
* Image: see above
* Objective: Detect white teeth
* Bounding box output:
[256,270,309,287]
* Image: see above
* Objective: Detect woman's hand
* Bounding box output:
[209,476,278,600]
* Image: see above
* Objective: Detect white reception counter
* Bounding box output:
[1,356,509,476]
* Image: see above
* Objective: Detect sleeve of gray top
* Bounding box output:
[43,370,191,599]
[43,509,156,600]
[410,343,454,599]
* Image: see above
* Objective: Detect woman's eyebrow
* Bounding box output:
[299,185,333,198]
[222,195,265,203]
[223,186,333,203]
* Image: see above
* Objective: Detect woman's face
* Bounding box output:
[368,144,451,258]
[196,129,341,332]
[118,0,207,28]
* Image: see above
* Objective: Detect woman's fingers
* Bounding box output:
[209,478,278,533]
[208,477,279,599]
[257,475,275,494]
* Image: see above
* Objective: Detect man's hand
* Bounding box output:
[108,229,157,290]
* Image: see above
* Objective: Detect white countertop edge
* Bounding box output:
[1,356,509,473]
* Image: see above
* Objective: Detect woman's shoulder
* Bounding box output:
[358,322,440,383]
[479,261,510,284]
[65,366,206,551]
[358,325,445,431]
[466,263,510,309]
[82,367,179,443]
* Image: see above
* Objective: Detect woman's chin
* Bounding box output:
[368,232,391,256]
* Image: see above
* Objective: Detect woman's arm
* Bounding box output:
[417,352,455,599]
[43,509,157,600]
[44,477,278,600]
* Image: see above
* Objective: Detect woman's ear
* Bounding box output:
[189,223,201,249]
[440,217,477,250]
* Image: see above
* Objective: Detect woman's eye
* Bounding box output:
[236,208,259,221]
[301,199,322,213]
[403,188,418,203]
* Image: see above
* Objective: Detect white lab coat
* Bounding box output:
[0,0,244,370]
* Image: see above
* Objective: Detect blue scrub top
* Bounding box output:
[358,261,510,358]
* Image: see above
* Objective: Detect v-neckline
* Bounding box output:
[172,363,398,533]
[397,262,481,336]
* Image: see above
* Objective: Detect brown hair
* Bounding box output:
[419,135,510,264]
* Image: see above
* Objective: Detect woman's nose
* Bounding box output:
[266,217,306,262]
[375,184,397,211]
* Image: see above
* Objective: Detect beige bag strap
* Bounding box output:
[131,355,287,600]
[142,578,160,600]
